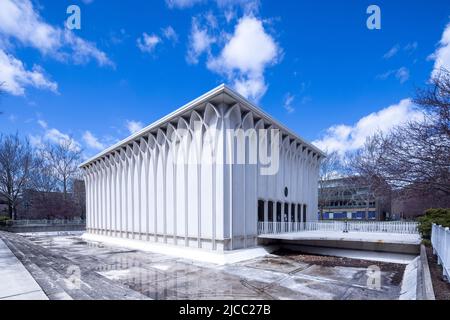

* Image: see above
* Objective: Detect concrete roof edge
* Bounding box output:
[79,84,325,168]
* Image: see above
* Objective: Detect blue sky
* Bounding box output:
[1,0,450,159]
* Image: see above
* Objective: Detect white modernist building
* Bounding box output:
[80,85,324,252]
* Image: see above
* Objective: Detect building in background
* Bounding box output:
[16,180,86,220]
[391,188,450,220]
[80,85,324,251]
[0,195,7,217]
[318,177,391,221]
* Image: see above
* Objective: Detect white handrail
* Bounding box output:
[431,224,450,282]
[257,221,419,235]
[4,219,85,226]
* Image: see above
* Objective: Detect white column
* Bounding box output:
[95,166,100,233]
[293,203,297,223]
[85,170,91,232]
[288,202,292,224]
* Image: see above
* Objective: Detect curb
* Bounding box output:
[417,244,435,300]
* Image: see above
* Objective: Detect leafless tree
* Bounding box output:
[28,155,59,193]
[415,68,450,137]
[0,134,37,219]
[350,68,450,198]
[41,138,82,195]
[343,136,394,219]
[318,151,343,219]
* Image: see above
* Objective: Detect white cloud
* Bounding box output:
[0,0,59,54]
[224,10,236,23]
[204,11,219,29]
[0,0,112,67]
[33,129,81,151]
[37,119,48,129]
[166,0,204,9]
[0,49,58,95]
[83,131,105,150]
[61,31,114,67]
[383,42,418,59]
[404,41,418,53]
[207,16,281,102]
[126,120,144,134]
[166,0,259,12]
[31,120,81,151]
[377,67,410,84]
[216,0,260,14]
[44,128,81,151]
[376,70,392,80]
[109,29,128,46]
[313,99,424,156]
[395,67,410,84]
[383,45,400,59]
[29,134,44,149]
[136,27,178,56]
[283,93,295,114]
[45,128,72,145]
[187,18,216,64]
[161,26,179,44]
[137,33,161,53]
[430,22,450,77]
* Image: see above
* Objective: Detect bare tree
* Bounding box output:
[318,151,343,219]
[41,138,82,195]
[349,69,450,199]
[0,134,36,219]
[28,155,59,193]
[415,68,450,138]
[344,136,394,219]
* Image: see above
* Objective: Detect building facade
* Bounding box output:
[80,85,323,251]
[318,177,391,221]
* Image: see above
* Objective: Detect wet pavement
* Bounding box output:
[0,232,405,300]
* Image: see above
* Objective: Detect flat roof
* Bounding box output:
[80,84,325,168]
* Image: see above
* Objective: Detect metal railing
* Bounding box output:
[431,224,450,281]
[6,219,85,226]
[257,221,419,235]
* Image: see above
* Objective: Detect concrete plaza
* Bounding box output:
[0,231,409,300]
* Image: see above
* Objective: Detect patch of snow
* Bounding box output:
[97,269,131,280]
[399,256,419,300]
[81,233,275,265]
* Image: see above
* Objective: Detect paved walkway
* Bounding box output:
[0,238,47,300]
